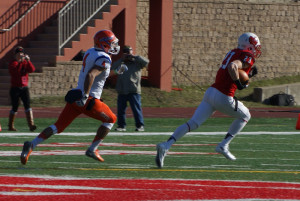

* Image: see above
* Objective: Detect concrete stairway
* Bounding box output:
[0,69,10,105]
[26,22,59,72]
[0,0,123,106]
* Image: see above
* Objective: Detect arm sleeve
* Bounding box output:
[95,57,111,70]
[24,61,36,73]
[8,61,20,76]
[136,56,149,69]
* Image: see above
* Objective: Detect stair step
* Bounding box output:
[110,0,118,5]
[44,26,58,34]
[30,55,56,65]
[0,83,10,90]
[37,34,58,41]
[0,89,9,96]
[30,61,52,72]
[26,48,58,55]
[29,41,58,48]
[0,76,10,82]
[0,97,10,106]
[52,19,58,26]
[0,69,9,76]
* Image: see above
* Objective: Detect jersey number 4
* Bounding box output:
[82,53,90,72]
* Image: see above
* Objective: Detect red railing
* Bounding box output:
[0,0,68,68]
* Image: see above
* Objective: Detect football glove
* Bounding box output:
[248,66,257,78]
[75,94,89,107]
[234,79,248,90]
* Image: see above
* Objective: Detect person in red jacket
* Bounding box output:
[8,46,37,131]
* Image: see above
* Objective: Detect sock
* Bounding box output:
[220,133,234,147]
[31,132,48,149]
[164,123,190,149]
[89,136,103,152]
[165,136,176,149]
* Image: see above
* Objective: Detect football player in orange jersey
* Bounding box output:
[156,33,261,168]
[21,30,127,165]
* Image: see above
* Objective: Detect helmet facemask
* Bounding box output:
[108,39,120,55]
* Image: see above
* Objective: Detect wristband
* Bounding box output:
[234,79,244,90]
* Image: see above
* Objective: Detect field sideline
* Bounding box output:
[0,131,300,200]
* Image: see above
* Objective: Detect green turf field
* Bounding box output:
[0,117,299,183]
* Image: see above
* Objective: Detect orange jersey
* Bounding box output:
[211,48,255,97]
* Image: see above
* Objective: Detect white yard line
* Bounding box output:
[1,131,300,136]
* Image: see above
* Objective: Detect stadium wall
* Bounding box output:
[29,0,300,97]
[136,0,300,87]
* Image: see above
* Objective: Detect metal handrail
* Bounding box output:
[58,0,110,55]
[0,0,41,32]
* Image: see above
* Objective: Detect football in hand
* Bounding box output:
[238,69,249,85]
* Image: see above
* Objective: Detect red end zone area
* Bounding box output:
[0,176,300,200]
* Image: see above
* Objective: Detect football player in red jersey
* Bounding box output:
[156,33,261,168]
[20,30,127,165]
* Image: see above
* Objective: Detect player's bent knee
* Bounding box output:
[243,111,251,122]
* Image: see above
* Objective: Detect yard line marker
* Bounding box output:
[1,131,300,136]
[77,168,300,175]
[0,142,215,147]
[0,150,217,157]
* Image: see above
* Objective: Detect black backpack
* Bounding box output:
[267,93,295,106]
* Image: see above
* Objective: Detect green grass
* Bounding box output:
[0,117,298,133]
[2,75,300,183]
[0,117,299,183]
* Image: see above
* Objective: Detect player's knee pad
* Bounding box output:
[243,110,251,122]
[102,122,114,130]
[186,119,199,131]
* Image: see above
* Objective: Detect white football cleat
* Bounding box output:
[114,127,126,132]
[155,142,168,168]
[215,144,236,161]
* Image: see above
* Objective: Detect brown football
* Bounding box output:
[238,69,249,85]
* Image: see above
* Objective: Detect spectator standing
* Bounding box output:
[112,45,149,132]
[8,46,36,131]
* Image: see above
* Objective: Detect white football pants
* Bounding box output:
[172,87,251,141]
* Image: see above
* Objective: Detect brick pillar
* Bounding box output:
[124,0,137,51]
[112,0,137,61]
[148,0,173,92]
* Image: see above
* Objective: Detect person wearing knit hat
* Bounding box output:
[8,46,36,131]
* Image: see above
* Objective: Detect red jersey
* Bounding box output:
[211,48,255,97]
[9,60,35,87]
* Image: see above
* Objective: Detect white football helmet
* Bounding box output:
[238,32,261,58]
